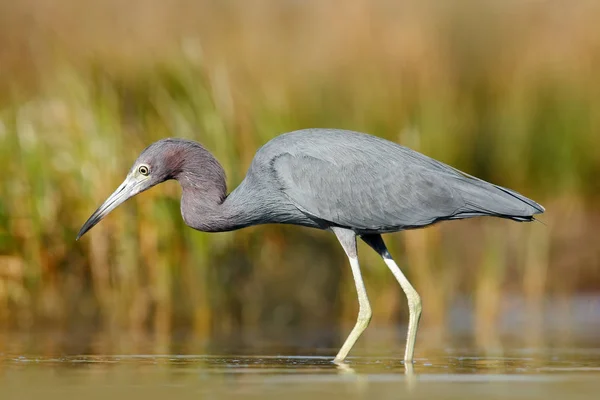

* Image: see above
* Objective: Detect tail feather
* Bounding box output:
[492,184,545,214]
[449,174,544,222]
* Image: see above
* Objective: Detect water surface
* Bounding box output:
[2,296,600,399]
[2,348,600,399]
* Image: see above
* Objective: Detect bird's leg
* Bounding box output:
[332,227,372,364]
[361,234,422,364]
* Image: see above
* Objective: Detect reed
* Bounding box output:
[0,1,598,351]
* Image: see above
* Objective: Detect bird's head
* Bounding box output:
[76,139,199,240]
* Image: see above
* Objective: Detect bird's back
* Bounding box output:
[242,129,544,233]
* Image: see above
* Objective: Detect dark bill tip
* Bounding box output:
[76,179,136,241]
[76,218,97,240]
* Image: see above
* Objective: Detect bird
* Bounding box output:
[77,128,544,364]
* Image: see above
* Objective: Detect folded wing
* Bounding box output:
[272,134,543,232]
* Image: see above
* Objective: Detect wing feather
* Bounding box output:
[263,129,542,232]
[273,150,463,231]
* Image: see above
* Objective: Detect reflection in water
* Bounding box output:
[1,296,600,399]
[1,352,600,399]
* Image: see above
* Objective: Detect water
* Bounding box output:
[2,296,599,399]
[2,342,600,399]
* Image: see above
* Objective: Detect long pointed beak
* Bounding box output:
[77,176,140,240]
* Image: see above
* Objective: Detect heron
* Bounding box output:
[77,128,544,364]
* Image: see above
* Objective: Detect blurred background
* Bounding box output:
[0,0,598,357]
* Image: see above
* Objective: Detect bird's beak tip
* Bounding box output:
[76,177,138,242]
[76,227,88,241]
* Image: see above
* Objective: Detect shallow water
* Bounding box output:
[2,349,600,399]
[2,296,600,399]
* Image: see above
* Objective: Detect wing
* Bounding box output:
[272,141,463,231]
[270,130,542,232]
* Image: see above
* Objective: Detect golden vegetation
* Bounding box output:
[0,1,598,352]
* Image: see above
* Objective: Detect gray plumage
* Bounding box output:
[77,128,544,364]
[259,129,543,232]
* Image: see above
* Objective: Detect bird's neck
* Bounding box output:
[175,149,255,233]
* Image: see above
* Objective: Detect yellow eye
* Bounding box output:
[138,165,150,176]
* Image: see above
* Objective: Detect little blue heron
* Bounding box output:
[77,128,544,364]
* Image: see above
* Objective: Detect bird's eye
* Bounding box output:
[138,165,150,176]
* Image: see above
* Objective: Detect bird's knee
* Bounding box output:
[409,293,422,316]
[358,307,372,327]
